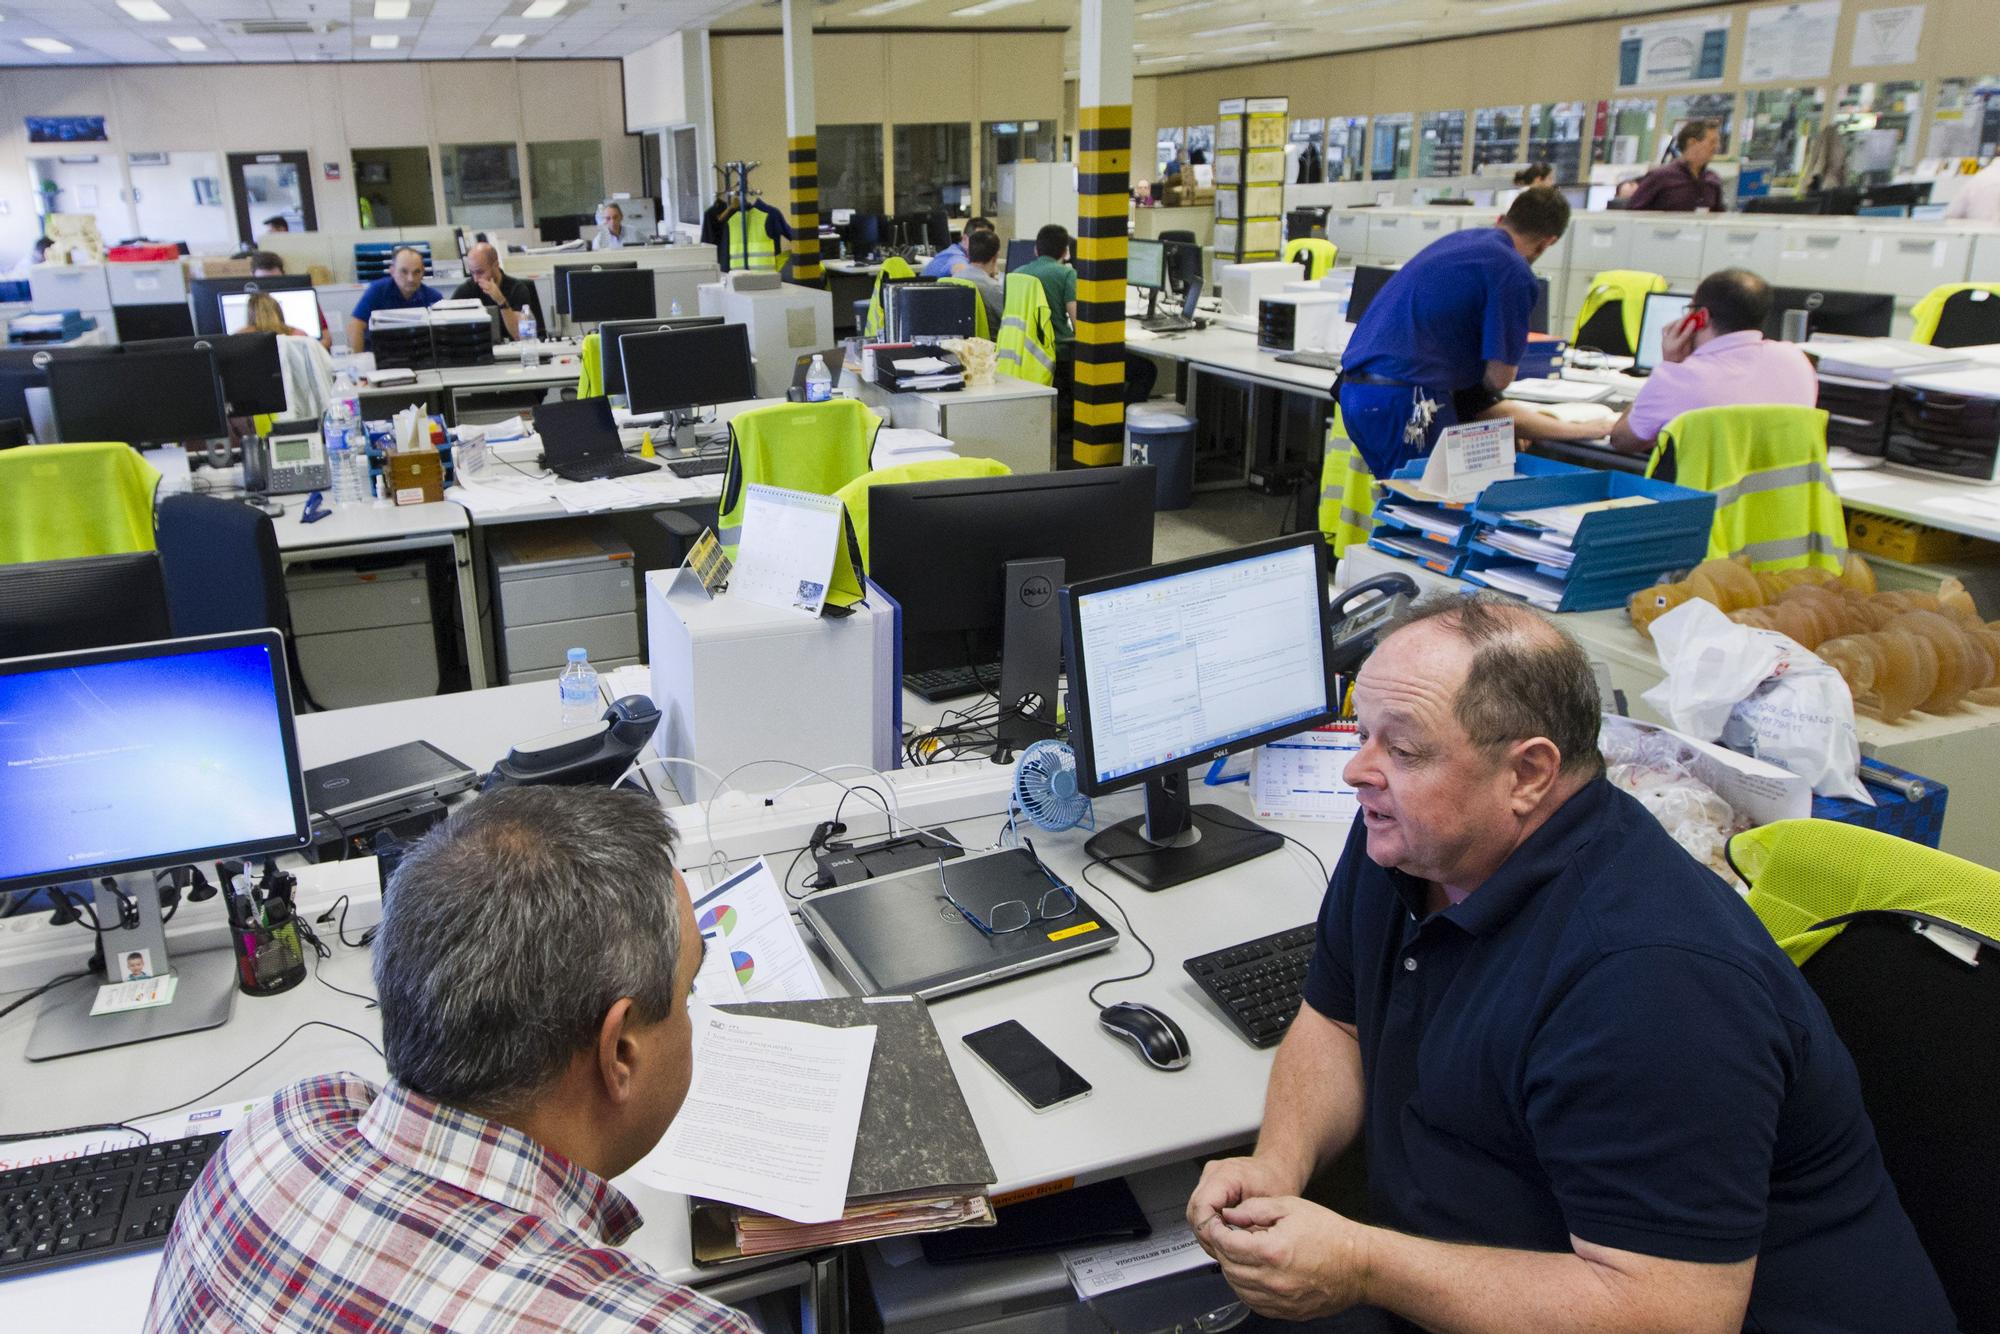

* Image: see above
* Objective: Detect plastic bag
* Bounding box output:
[1641,600,1872,804]
[1601,725,1747,880]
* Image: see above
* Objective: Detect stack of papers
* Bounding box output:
[1508,495,1653,540]
[1473,564,1568,610]
[1376,501,1471,543]
[1482,528,1577,568]
[1370,530,1460,566]
[1503,378,1612,405]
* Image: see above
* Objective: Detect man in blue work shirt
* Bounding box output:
[920,217,993,278]
[1188,593,1955,1334]
[1337,188,1569,478]
[345,245,442,352]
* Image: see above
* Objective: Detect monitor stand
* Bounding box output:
[1085,767,1284,892]
[26,871,237,1062]
[993,557,1063,761]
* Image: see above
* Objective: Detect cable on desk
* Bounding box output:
[1200,806,1331,890]
[0,970,90,1025]
[1077,848,1160,1010]
[132,1021,385,1127]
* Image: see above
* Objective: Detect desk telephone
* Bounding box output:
[244,431,332,496]
[1328,572,1419,675]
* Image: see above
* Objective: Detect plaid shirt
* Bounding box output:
[145,1074,757,1333]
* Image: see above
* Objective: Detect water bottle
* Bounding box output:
[518,311,540,368]
[341,412,370,504]
[322,387,363,504]
[558,648,600,727]
[805,354,833,403]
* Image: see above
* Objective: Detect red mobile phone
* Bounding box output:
[1684,307,1710,332]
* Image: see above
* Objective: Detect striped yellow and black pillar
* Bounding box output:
[788,134,822,287]
[1071,105,1131,468]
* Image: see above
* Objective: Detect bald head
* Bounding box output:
[467,242,504,286]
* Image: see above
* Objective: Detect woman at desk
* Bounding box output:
[235,291,312,340]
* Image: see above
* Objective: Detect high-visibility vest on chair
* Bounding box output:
[1648,404,1846,574]
[938,276,992,341]
[0,442,161,564]
[1910,282,2000,348]
[1316,409,1376,558]
[995,273,1057,387]
[577,332,604,398]
[717,399,882,552]
[1571,270,1667,356]
[832,456,1012,564]
[863,257,916,339]
[1283,238,1338,280]
[725,208,782,272]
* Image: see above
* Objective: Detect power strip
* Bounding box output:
[0,859,387,998]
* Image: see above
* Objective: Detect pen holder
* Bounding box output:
[229,902,308,997]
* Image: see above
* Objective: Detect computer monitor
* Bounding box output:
[188,274,312,336]
[1633,291,1693,374]
[622,323,757,418]
[598,315,725,397]
[888,282,975,341]
[1128,238,1167,293]
[832,208,855,227]
[0,346,120,437]
[1764,286,1896,340]
[1346,264,1397,325]
[567,268,657,323]
[134,333,288,417]
[0,631,310,1059]
[218,288,322,338]
[47,345,227,445]
[869,468,1157,678]
[0,551,170,656]
[1006,238,1038,272]
[553,259,639,315]
[1529,275,1551,336]
[1061,533,1338,891]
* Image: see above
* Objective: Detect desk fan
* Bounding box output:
[1010,739,1094,836]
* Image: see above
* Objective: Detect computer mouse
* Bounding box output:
[1098,1002,1191,1071]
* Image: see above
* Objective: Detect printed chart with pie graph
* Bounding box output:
[698,903,739,936]
[730,951,756,986]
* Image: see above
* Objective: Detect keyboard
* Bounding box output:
[1140,315,1199,333]
[0,1131,227,1280]
[1275,351,1342,372]
[553,453,660,482]
[1183,924,1316,1047]
[668,454,730,479]
[903,663,998,703]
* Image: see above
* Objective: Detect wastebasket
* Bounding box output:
[1125,405,1196,510]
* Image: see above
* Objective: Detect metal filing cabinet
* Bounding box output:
[1627,218,1707,287]
[1858,227,1973,298]
[1567,215,1634,273]
[1326,210,1372,265]
[489,522,639,683]
[1702,220,1784,280]
[288,560,440,708]
[1772,222,1870,289]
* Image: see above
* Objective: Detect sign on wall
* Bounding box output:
[26,116,108,144]
[1741,1,1840,82]
[1850,4,1925,67]
[1616,15,1731,90]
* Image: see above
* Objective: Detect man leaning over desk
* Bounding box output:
[452,240,546,342]
[145,787,756,1334]
[1187,593,1953,1334]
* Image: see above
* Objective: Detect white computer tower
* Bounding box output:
[720,282,835,400]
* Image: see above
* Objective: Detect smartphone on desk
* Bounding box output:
[963,1020,1092,1112]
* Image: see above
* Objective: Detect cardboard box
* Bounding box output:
[1845,510,1988,564]
[185,256,252,279]
[385,449,444,505]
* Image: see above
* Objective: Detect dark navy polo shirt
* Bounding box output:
[1342,227,1537,392]
[1304,778,1955,1333]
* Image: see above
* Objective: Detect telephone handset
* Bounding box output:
[1328,572,1420,675]
[245,431,332,496]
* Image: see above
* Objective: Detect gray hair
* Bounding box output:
[390,245,426,266]
[373,786,683,1116]
[1385,591,1605,779]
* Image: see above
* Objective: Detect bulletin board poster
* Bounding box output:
[1741,1,1839,82]
[27,116,108,144]
[1616,15,1731,89]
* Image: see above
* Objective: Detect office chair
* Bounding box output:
[832,456,1012,564]
[1729,819,2000,1332]
[156,492,322,710]
[1283,238,1338,281]
[1911,284,2000,349]
[1571,270,1666,357]
[0,551,171,655]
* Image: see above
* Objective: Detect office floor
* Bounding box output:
[1153,488,1296,562]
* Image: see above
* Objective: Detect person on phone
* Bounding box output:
[1608,268,1817,456]
[1185,592,1952,1334]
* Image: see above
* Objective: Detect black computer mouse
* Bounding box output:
[1098,1002,1191,1071]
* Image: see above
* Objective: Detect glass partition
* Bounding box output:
[1927,76,2000,160]
[1471,106,1525,172]
[1371,113,1414,179]
[1836,81,1925,182]
[1328,117,1367,182]
[1526,102,1589,183]
[1288,117,1325,183]
[128,150,233,249]
[352,146,436,228]
[1592,98,1658,167]
[894,122,972,215]
[1743,88,1824,188]
[1186,124,1216,167]
[982,120,1058,217]
[1156,126,1184,178]
[528,140,603,226]
[1417,110,1466,177]
[1664,92,1738,154]
[819,124,885,216]
[441,143,523,229]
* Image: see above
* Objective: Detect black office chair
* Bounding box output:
[1929,290,2000,349]
[153,493,317,709]
[0,551,170,655]
[1160,231,1200,300]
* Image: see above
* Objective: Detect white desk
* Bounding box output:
[852,377,1059,475]
[1832,467,2000,546]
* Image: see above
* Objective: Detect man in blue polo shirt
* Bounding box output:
[920,216,992,278]
[1337,189,1568,478]
[1188,594,1954,1334]
[346,245,442,352]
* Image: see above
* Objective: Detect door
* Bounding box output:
[228,151,316,244]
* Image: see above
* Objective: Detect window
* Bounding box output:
[1744,89,1825,187]
[1417,110,1465,177]
[982,120,1058,217]
[1186,124,1215,167]
[1664,93,1737,155]
[528,140,603,225]
[1592,99,1658,168]
[894,123,971,216]
[1371,113,1413,180]
[1327,117,1367,182]
[1156,126,1184,178]
[1526,103,1589,184]
[441,143,522,229]
[819,124,884,216]
[353,146,436,228]
[1928,76,2000,161]
[1471,106,1524,172]
[671,128,700,236]
[1288,117,1325,183]
[1835,82,1925,183]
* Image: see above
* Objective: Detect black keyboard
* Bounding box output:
[1275,351,1342,371]
[1183,924,1316,1047]
[903,663,999,703]
[554,453,659,482]
[0,1132,227,1280]
[668,454,730,479]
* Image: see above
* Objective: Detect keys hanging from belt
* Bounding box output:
[1403,390,1440,450]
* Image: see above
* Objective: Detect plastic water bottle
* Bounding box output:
[342,412,370,504]
[558,648,600,727]
[805,354,833,403]
[518,312,540,368]
[323,382,365,504]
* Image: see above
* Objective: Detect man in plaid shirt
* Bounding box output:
[145,787,757,1333]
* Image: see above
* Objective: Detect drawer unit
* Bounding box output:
[1701,221,1784,276]
[489,521,639,680]
[1772,225,1871,289]
[503,614,640,683]
[1325,210,1372,265]
[1856,227,1973,295]
[1626,219,1706,283]
[1566,216,1633,273]
[287,560,440,708]
[104,261,187,307]
[1886,370,2000,484]
[28,264,112,317]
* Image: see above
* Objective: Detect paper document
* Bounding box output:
[0,1098,266,1175]
[1473,564,1568,610]
[1508,495,1652,539]
[731,484,844,616]
[1378,501,1472,542]
[691,858,829,1002]
[1503,378,1612,404]
[1251,729,1361,822]
[1482,529,1577,568]
[1063,1222,1216,1300]
[556,478,647,513]
[637,1009,876,1224]
[1825,446,1886,472]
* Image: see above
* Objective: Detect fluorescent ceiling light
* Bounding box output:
[490,32,527,47]
[951,0,1034,14]
[370,33,399,48]
[168,35,205,49]
[118,0,172,20]
[1215,38,1279,53]
[1192,19,1273,36]
[851,0,928,13]
[1139,0,1222,19]
[23,36,72,52]
[374,0,411,16]
[522,0,568,16]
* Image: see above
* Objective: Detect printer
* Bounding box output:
[1258,292,1348,355]
[1218,261,1297,332]
[1887,368,2000,484]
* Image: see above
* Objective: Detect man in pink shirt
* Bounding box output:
[1610,268,1818,457]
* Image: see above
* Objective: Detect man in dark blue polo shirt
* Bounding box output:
[346,245,442,352]
[1337,190,1567,479]
[1188,594,1953,1334]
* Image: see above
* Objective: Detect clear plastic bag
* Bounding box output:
[1602,727,1750,883]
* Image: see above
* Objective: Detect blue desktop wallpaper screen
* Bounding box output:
[0,643,302,884]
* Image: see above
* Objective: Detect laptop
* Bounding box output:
[1632,291,1693,376]
[302,740,478,826]
[1140,276,1205,333]
[533,395,659,481]
[790,346,849,398]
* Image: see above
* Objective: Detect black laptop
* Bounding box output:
[533,396,659,481]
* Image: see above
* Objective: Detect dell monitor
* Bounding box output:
[1633,291,1693,374]
[567,268,657,323]
[47,345,227,446]
[188,274,312,336]
[0,631,311,1059]
[599,315,725,397]
[1061,533,1338,891]
[1764,286,1895,341]
[1346,264,1396,326]
[1128,238,1167,293]
[553,259,639,316]
[622,322,757,418]
[134,333,288,417]
[1006,238,1038,272]
[218,288,322,339]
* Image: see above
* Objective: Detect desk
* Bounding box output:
[352,348,584,427]
[852,377,1059,475]
[823,260,881,336]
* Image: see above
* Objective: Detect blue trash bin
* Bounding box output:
[1126,405,1196,510]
